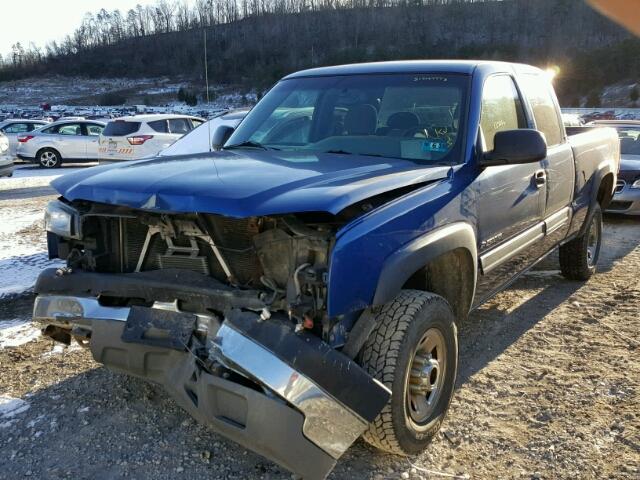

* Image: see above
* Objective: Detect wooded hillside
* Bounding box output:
[1,0,638,105]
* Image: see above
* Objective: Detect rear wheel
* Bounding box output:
[360,290,458,455]
[559,204,602,281]
[38,148,61,168]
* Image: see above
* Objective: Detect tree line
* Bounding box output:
[0,0,638,105]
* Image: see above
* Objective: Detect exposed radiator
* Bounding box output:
[116,216,264,286]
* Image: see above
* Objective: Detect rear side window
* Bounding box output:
[518,74,563,146]
[148,120,168,133]
[3,123,29,133]
[103,121,141,136]
[57,124,83,135]
[168,118,191,134]
[87,124,104,136]
[480,75,527,151]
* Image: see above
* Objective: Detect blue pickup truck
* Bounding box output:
[34,61,619,479]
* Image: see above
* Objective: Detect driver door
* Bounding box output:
[474,75,547,301]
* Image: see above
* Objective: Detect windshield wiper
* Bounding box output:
[224,141,279,151]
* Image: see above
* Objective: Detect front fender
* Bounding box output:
[372,222,477,307]
[326,166,477,317]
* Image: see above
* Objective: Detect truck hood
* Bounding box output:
[52,150,451,217]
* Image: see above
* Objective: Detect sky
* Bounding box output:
[0,0,195,58]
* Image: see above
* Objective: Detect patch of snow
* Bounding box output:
[0,396,30,428]
[0,166,66,298]
[0,319,41,348]
[41,342,82,357]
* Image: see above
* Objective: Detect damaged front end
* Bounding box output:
[34,199,391,479]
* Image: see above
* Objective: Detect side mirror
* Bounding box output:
[480,129,547,167]
[211,125,235,151]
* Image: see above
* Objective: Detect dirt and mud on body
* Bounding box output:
[0,209,638,479]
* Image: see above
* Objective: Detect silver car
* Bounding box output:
[0,119,49,158]
[590,120,640,215]
[0,131,13,177]
[16,120,106,168]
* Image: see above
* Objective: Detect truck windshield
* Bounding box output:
[227,73,469,164]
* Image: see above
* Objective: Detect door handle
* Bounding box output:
[534,170,546,188]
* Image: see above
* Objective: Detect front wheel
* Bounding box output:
[38,148,61,168]
[559,204,602,281]
[361,290,458,455]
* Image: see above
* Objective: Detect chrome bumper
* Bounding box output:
[33,295,389,478]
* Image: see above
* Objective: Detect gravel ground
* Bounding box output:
[0,166,638,479]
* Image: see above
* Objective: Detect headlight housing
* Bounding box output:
[44,201,81,239]
[631,178,640,189]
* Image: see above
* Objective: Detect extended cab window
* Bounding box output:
[228,74,468,165]
[480,75,526,151]
[518,74,563,146]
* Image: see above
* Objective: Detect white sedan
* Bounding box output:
[0,119,50,158]
[16,120,106,168]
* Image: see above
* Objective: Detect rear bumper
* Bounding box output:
[33,270,390,479]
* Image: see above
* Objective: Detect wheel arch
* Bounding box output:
[577,168,615,237]
[597,172,615,209]
[372,222,477,321]
[36,146,62,160]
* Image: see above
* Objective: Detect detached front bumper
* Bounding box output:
[33,270,390,479]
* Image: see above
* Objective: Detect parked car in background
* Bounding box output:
[37,61,619,480]
[561,113,584,127]
[0,119,50,158]
[590,120,640,215]
[99,114,204,162]
[16,119,106,168]
[0,131,13,177]
[158,109,249,157]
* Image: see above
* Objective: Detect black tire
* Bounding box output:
[37,148,61,168]
[559,204,602,281]
[360,290,458,455]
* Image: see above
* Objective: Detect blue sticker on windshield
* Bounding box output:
[421,140,448,153]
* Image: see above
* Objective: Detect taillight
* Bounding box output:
[18,135,34,143]
[127,135,154,145]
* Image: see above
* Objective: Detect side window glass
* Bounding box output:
[168,118,190,134]
[58,124,82,135]
[4,123,29,134]
[518,74,563,146]
[87,125,104,136]
[480,75,527,151]
[148,120,168,133]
